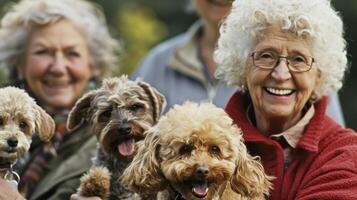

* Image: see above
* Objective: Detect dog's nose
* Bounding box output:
[119,123,132,135]
[195,165,209,178]
[7,138,18,148]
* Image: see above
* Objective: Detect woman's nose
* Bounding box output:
[271,58,292,81]
[50,52,67,74]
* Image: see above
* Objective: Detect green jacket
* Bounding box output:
[29,125,96,200]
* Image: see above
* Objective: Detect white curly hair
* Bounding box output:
[0,0,120,81]
[214,0,347,99]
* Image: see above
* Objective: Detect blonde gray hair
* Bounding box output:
[214,0,347,99]
[0,0,120,81]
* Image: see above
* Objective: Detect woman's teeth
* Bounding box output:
[266,87,294,95]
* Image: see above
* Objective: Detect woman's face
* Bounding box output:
[194,0,232,29]
[246,25,320,129]
[18,20,92,113]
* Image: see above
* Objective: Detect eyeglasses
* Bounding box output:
[250,50,315,73]
[207,0,233,6]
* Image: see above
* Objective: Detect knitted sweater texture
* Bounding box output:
[225,92,357,200]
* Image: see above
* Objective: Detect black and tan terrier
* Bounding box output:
[67,75,166,200]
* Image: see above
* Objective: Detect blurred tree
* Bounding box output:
[115,5,168,75]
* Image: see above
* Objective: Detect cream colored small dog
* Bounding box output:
[0,87,55,184]
[121,102,272,200]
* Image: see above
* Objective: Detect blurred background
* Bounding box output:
[0,0,356,130]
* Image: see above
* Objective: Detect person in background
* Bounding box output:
[132,0,235,110]
[0,0,120,199]
[131,0,345,126]
[214,0,357,199]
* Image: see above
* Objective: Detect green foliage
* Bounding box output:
[0,69,6,85]
[114,5,168,76]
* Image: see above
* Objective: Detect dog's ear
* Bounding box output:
[67,90,96,132]
[230,137,273,198]
[138,82,166,123]
[120,127,165,196]
[34,104,55,142]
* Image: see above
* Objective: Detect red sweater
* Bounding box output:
[225,92,357,200]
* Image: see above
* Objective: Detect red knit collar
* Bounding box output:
[225,92,328,152]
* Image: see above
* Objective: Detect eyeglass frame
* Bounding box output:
[250,51,315,73]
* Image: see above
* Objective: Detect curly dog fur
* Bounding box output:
[67,75,165,200]
[0,87,54,181]
[121,102,273,200]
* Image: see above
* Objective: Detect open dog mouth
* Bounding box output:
[111,135,144,157]
[0,159,11,172]
[189,181,209,198]
[117,138,135,156]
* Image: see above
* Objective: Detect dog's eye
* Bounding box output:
[19,121,28,129]
[209,145,221,155]
[99,110,112,122]
[128,103,144,112]
[0,118,3,126]
[179,144,194,155]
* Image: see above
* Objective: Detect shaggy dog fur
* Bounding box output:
[121,102,273,200]
[0,87,54,183]
[67,76,166,200]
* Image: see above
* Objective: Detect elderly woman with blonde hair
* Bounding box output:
[0,0,120,199]
[215,0,357,199]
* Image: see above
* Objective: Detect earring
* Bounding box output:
[240,84,246,93]
[309,93,318,103]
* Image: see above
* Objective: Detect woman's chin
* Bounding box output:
[264,106,296,120]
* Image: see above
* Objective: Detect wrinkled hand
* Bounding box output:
[70,194,102,200]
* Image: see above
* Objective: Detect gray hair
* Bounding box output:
[214,0,347,99]
[0,0,120,81]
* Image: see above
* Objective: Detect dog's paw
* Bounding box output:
[78,166,111,199]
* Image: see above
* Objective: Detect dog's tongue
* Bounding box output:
[117,138,135,156]
[192,182,208,197]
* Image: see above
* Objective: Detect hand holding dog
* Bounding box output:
[0,178,25,200]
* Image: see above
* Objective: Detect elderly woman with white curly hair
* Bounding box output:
[0,0,120,199]
[214,0,357,199]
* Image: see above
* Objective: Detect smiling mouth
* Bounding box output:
[265,87,295,96]
[43,79,71,87]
